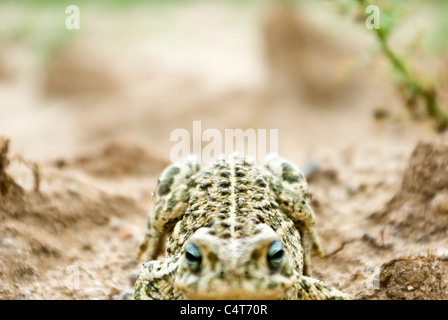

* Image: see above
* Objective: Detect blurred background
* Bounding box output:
[0,0,447,163]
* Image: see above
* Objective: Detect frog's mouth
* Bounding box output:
[177,285,287,300]
[175,271,295,300]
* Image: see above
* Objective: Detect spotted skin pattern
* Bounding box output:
[134,154,349,300]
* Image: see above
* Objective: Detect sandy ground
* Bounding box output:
[0,1,447,299]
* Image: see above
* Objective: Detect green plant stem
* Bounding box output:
[357,0,448,130]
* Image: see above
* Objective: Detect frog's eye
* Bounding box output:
[267,240,284,271]
[185,242,202,272]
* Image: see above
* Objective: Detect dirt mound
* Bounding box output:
[0,137,147,299]
[55,142,169,178]
[369,255,448,300]
[371,136,448,242]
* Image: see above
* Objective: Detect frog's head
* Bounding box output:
[175,224,296,299]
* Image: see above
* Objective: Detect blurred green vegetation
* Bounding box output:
[333,0,448,130]
[0,0,198,63]
[0,5,73,63]
[335,0,448,53]
[1,0,447,129]
[0,0,188,7]
[2,0,447,59]
[0,0,270,9]
[0,0,266,63]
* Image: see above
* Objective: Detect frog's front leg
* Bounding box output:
[134,257,182,300]
[136,156,201,261]
[287,275,350,300]
[263,154,323,276]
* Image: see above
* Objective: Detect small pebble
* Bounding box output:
[2,238,16,249]
[436,249,448,261]
[109,218,120,230]
[68,185,80,195]
[302,161,319,181]
[120,290,134,300]
[129,270,140,286]
[346,183,358,196]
